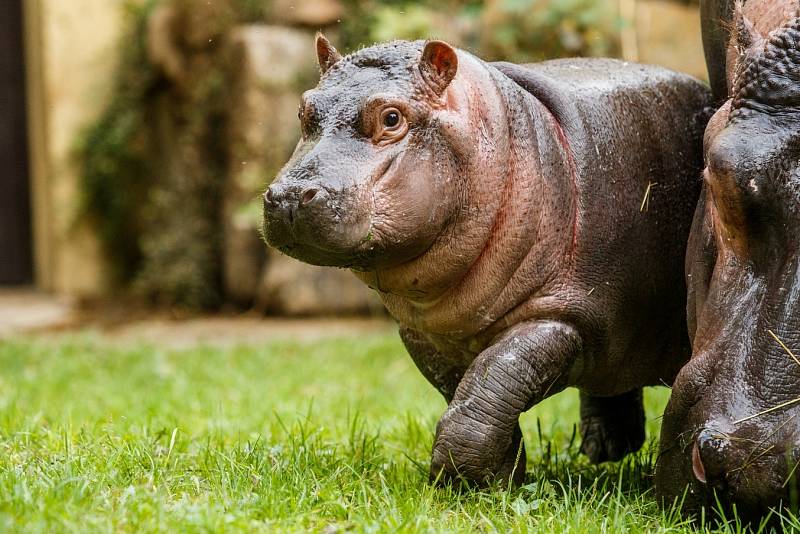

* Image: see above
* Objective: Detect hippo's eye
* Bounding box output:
[374,107,408,146]
[381,108,404,129]
[384,111,400,128]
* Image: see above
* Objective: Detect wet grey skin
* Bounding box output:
[263,34,712,486]
[655,1,800,521]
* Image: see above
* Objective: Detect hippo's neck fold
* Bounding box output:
[355,61,577,342]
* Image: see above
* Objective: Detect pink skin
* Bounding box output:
[352,46,707,483]
[355,50,574,346]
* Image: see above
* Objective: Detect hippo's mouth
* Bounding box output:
[660,416,800,524]
[262,193,377,269]
[270,239,375,270]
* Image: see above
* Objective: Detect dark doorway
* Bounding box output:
[0,0,33,284]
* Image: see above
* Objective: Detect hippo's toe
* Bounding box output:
[429,419,527,487]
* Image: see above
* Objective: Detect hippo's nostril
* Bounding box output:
[692,442,707,484]
[694,429,731,488]
[300,188,319,207]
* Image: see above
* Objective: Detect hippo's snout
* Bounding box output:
[262,181,333,247]
[264,183,325,212]
[261,185,295,249]
[261,171,378,268]
[691,429,730,488]
[684,424,800,517]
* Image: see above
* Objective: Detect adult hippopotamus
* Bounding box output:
[263,35,712,485]
[656,0,800,519]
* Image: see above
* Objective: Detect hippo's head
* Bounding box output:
[657,14,800,518]
[262,35,471,270]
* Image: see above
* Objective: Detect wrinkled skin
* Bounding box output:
[655,0,800,520]
[263,35,712,485]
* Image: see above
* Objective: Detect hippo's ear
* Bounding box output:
[786,0,800,22]
[315,32,342,74]
[733,2,764,52]
[419,40,458,96]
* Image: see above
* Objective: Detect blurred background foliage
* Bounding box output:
[79,0,270,309]
[340,0,621,61]
[77,0,625,310]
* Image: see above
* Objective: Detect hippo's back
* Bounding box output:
[494,58,712,275]
[493,58,713,167]
[501,58,711,226]
[494,58,714,389]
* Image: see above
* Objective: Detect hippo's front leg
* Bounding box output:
[400,327,465,403]
[431,321,582,486]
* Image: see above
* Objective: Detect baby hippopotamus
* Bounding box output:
[263,34,712,485]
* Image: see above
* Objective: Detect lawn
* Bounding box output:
[0,328,788,532]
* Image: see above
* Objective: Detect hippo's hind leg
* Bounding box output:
[429,321,581,487]
[579,389,646,463]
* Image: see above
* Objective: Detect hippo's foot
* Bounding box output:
[430,421,526,487]
[498,425,527,486]
[579,388,645,464]
[427,321,581,487]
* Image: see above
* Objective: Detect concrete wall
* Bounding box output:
[23,0,121,295]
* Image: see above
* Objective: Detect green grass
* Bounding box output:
[0,330,793,532]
